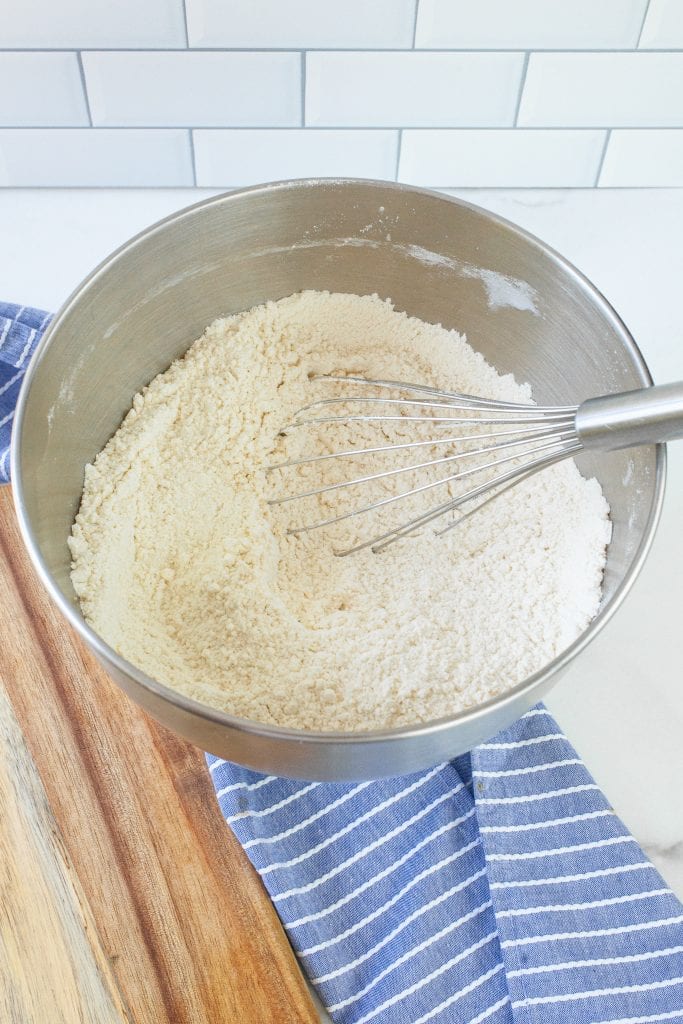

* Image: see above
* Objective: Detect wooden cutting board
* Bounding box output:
[0,485,318,1024]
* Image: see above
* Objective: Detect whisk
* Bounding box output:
[267,376,683,556]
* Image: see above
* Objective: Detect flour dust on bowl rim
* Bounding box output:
[11,178,665,781]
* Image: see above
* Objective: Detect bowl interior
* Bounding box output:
[17,182,656,617]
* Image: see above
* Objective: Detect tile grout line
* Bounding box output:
[75,51,93,127]
[513,52,530,127]
[188,128,197,186]
[300,51,306,127]
[180,0,191,47]
[411,0,420,48]
[593,128,612,187]
[3,46,683,54]
[395,129,403,182]
[636,0,652,48]
[3,126,675,133]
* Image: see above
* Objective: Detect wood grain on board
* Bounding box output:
[0,484,317,1024]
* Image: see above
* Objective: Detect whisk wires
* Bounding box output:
[267,376,582,555]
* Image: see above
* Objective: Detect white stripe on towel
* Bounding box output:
[514,975,683,1008]
[589,1010,683,1024]
[328,929,498,1012]
[477,784,599,805]
[298,847,482,954]
[16,328,36,368]
[0,367,23,399]
[264,777,465,877]
[226,781,320,822]
[356,961,505,1024]
[497,889,671,919]
[287,831,480,927]
[215,773,277,794]
[474,758,583,778]
[240,781,373,842]
[487,835,637,861]
[311,896,492,985]
[507,944,683,978]
[501,914,683,949]
[0,317,11,350]
[274,807,476,902]
[489,862,652,889]
[415,993,510,1024]
[479,734,566,749]
[479,809,614,833]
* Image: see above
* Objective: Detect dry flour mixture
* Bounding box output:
[69,292,611,731]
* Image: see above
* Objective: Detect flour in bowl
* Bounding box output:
[69,291,611,731]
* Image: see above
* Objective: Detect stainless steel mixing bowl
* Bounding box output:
[11,179,665,780]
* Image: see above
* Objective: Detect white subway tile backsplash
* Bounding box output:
[1,0,682,191]
[400,129,605,187]
[0,129,193,186]
[83,52,300,128]
[187,0,416,49]
[416,0,647,50]
[0,53,88,127]
[0,0,185,48]
[640,0,683,49]
[194,129,398,186]
[600,130,683,186]
[519,53,683,128]
[306,52,524,128]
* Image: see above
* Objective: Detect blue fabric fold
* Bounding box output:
[4,304,683,1024]
[209,708,683,1024]
[0,302,52,482]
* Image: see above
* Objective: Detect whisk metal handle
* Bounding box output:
[575,381,683,451]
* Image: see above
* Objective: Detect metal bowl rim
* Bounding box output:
[10,177,667,748]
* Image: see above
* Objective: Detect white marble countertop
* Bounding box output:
[2,185,681,901]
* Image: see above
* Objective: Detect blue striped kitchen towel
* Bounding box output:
[210,709,683,1024]
[4,303,683,1023]
[0,302,51,482]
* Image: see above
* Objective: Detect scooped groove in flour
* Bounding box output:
[69,292,611,732]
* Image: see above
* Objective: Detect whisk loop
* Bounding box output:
[267,375,582,555]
